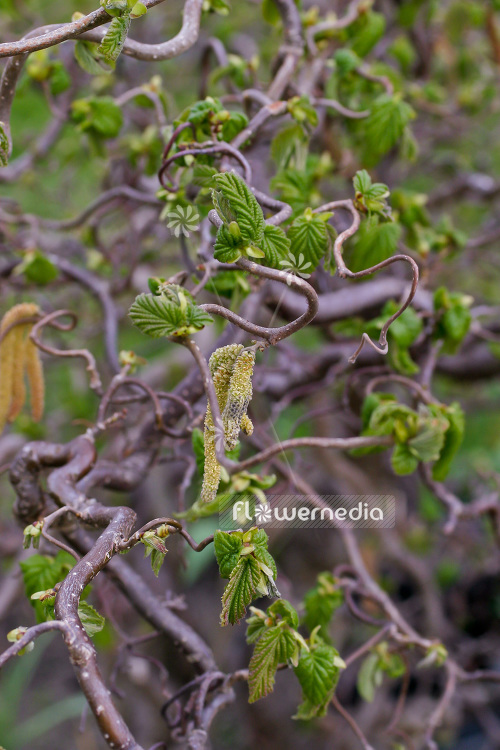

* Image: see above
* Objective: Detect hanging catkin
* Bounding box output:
[223,348,255,450]
[0,303,44,433]
[201,344,243,504]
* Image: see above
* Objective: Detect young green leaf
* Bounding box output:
[288,209,333,271]
[74,41,111,75]
[141,532,168,577]
[214,529,243,578]
[220,555,261,626]
[260,224,291,268]
[71,96,123,139]
[98,14,131,64]
[391,442,418,475]
[302,572,343,639]
[362,94,415,163]
[248,625,297,702]
[357,652,382,702]
[129,287,213,337]
[294,644,344,717]
[16,250,58,285]
[78,601,106,637]
[432,402,465,481]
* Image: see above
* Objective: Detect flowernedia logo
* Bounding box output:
[165,204,200,237]
[219,494,397,530]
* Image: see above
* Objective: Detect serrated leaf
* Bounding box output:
[192,164,218,187]
[362,95,415,163]
[213,224,243,263]
[20,552,75,623]
[288,211,333,271]
[294,644,343,716]
[98,14,131,64]
[248,625,297,702]
[353,169,372,194]
[78,601,105,637]
[129,290,213,337]
[220,555,261,626]
[213,172,265,243]
[214,530,243,578]
[260,224,291,268]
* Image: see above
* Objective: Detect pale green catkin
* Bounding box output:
[223,349,255,450]
[201,345,243,503]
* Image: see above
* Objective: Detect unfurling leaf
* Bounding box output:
[215,528,279,625]
[212,172,264,244]
[98,14,131,64]
[220,555,262,626]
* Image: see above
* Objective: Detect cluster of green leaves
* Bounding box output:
[174,96,249,144]
[210,171,337,276]
[357,393,465,478]
[26,49,71,96]
[19,552,105,637]
[357,641,406,702]
[129,281,213,337]
[365,301,423,375]
[246,572,345,717]
[302,571,343,641]
[433,286,472,354]
[392,190,467,258]
[344,170,403,275]
[71,95,123,153]
[176,427,276,523]
[214,528,279,626]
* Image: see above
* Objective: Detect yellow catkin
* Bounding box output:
[7,324,28,422]
[24,339,44,422]
[223,349,255,450]
[240,413,254,436]
[201,344,243,503]
[0,303,41,432]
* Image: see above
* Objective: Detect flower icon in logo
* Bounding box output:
[254,503,272,524]
[166,205,200,237]
[279,252,312,285]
